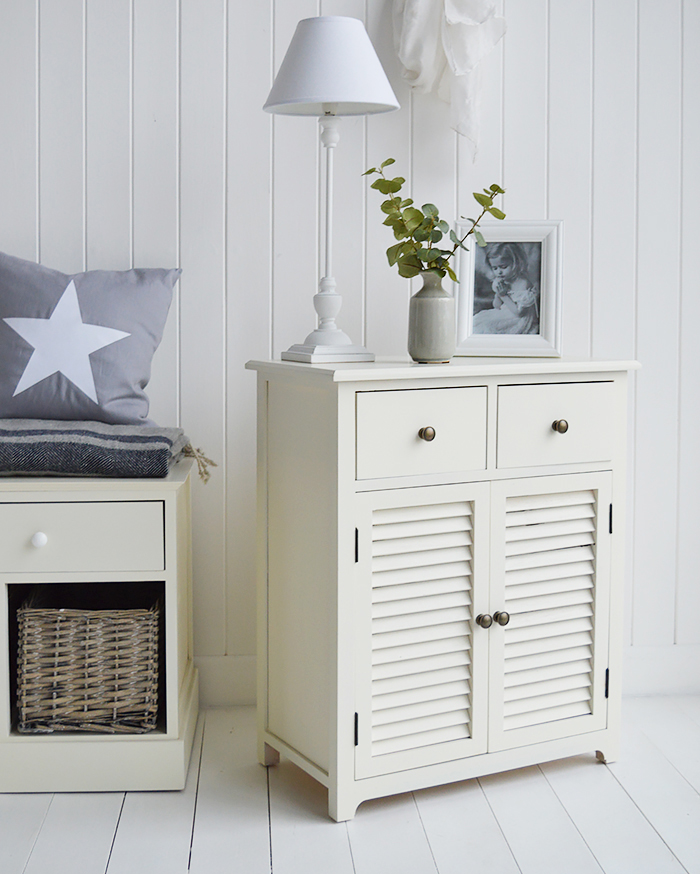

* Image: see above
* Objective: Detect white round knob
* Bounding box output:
[31,532,48,549]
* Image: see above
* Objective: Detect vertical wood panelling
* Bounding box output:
[85,0,132,270]
[38,0,85,272]
[547,0,593,359]
[364,1,413,358]
[1,0,699,701]
[501,0,548,219]
[590,0,637,360]
[180,0,228,656]
[0,3,38,261]
[632,0,682,646]
[676,0,700,645]
[225,0,273,656]
[132,0,180,427]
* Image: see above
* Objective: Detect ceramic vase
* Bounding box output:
[407,271,456,364]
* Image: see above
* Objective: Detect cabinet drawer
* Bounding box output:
[497,381,615,468]
[356,387,487,480]
[0,501,165,573]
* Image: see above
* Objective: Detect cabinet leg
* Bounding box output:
[596,748,618,765]
[328,790,360,823]
[259,741,280,767]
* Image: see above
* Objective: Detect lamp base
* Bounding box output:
[281,343,375,363]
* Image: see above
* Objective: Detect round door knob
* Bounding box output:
[552,419,569,434]
[31,532,48,549]
[493,611,510,626]
[476,613,493,629]
[418,426,436,442]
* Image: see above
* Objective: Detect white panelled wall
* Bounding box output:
[0,0,697,703]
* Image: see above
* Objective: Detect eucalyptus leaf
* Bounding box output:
[380,158,396,168]
[474,229,486,247]
[386,242,404,266]
[473,192,493,208]
[398,262,421,278]
[403,207,424,224]
[488,207,506,220]
[422,203,439,217]
[371,178,394,194]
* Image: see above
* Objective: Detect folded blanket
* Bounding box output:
[0,419,190,478]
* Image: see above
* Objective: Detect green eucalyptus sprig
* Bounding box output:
[364,158,505,281]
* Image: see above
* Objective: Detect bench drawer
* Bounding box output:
[0,501,165,573]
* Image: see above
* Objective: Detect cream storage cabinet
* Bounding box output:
[0,460,198,792]
[247,359,637,821]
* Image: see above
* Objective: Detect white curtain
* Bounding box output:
[393,0,506,154]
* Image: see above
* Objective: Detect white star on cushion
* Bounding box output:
[3,280,131,403]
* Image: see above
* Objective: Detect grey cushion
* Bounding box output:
[0,251,179,425]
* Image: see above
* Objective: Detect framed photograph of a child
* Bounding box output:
[455,219,562,357]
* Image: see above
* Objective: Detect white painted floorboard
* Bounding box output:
[0,696,698,874]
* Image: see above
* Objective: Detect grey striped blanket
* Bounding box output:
[0,419,189,478]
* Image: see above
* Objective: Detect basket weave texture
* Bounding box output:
[16,604,159,734]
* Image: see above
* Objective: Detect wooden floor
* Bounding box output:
[2,696,699,874]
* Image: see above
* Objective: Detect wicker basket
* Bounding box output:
[16,603,160,734]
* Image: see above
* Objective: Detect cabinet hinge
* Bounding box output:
[609,504,613,534]
[354,713,359,746]
[605,668,610,699]
[354,528,359,563]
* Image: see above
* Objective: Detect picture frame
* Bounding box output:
[455,219,562,357]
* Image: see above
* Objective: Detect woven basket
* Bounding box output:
[16,603,160,734]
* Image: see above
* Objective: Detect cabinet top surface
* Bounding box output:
[246,357,640,383]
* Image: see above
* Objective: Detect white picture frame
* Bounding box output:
[455,219,562,357]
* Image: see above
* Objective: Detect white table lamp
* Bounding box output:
[264,16,399,362]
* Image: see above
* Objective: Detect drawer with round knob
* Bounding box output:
[0,500,165,573]
[496,381,616,468]
[356,386,488,480]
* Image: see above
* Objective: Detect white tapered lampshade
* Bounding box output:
[264,16,399,116]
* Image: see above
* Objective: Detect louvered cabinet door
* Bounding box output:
[487,472,612,752]
[354,483,490,780]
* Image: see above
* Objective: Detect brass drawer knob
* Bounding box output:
[552,419,569,434]
[476,613,493,628]
[418,426,436,442]
[493,611,510,626]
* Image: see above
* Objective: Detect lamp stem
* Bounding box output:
[280,112,373,362]
[322,115,337,281]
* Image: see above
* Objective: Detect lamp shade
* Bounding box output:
[264,16,399,116]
